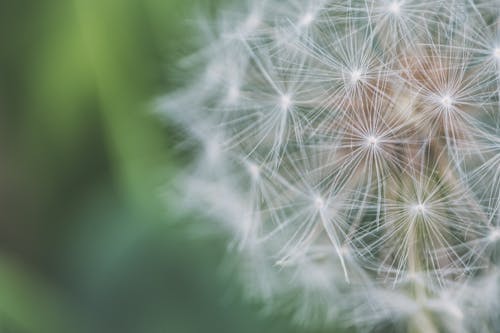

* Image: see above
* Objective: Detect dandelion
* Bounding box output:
[162,0,500,332]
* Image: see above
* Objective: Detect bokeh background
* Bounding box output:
[0,1,352,332]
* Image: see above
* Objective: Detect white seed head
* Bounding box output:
[162,0,500,331]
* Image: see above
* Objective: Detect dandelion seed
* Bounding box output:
[428,299,464,321]
[243,13,260,33]
[412,202,427,215]
[489,228,500,242]
[314,195,325,210]
[350,69,362,84]
[388,2,401,15]
[494,47,500,60]
[280,94,292,110]
[366,135,379,147]
[227,85,240,102]
[440,95,453,108]
[299,13,315,27]
[204,138,222,165]
[247,162,260,180]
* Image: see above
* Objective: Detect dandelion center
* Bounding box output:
[388,2,401,15]
[412,203,427,215]
[280,94,292,110]
[314,196,325,210]
[244,14,260,31]
[227,86,240,103]
[440,95,453,108]
[350,69,362,83]
[247,162,260,179]
[489,228,500,242]
[366,135,379,147]
[494,47,500,59]
[299,13,314,26]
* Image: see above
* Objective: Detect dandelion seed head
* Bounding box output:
[163,0,500,331]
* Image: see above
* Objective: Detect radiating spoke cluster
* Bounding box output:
[163,0,500,331]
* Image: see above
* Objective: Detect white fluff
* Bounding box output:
[162,0,500,331]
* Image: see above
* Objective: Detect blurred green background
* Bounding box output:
[0,1,347,332]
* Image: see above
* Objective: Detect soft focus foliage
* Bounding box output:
[164,1,500,332]
[2,1,322,333]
